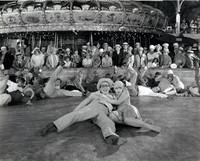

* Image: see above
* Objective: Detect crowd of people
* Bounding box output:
[0,39,200,145]
[1,40,200,72]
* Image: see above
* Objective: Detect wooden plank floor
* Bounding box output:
[0,96,200,161]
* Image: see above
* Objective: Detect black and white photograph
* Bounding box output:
[0,0,200,160]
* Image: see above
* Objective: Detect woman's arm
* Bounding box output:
[103,89,129,105]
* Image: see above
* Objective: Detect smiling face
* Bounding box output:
[99,82,110,94]
[114,86,123,96]
[152,86,160,93]
[55,78,62,86]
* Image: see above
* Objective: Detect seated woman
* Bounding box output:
[63,56,72,68]
[102,52,112,68]
[147,45,159,68]
[101,81,161,133]
[31,47,45,69]
[82,53,93,67]
[174,47,186,68]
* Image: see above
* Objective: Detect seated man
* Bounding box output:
[38,78,127,145]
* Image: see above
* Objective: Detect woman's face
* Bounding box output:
[99,82,110,94]
[114,86,123,96]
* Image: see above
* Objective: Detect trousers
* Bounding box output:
[44,66,82,98]
[54,101,117,139]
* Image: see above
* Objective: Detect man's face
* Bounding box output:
[136,44,140,49]
[55,79,62,86]
[99,82,110,94]
[152,86,160,93]
[115,47,120,52]
[16,55,22,61]
[123,45,128,50]
[168,75,173,82]
[114,86,123,96]
[41,47,46,52]
[17,80,24,87]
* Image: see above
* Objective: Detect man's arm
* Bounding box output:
[73,93,94,111]
[101,89,129,106]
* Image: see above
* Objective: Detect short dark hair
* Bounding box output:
[155,72,162,76]
[138,65,144,71]
[56,78,62,83]
[17,77,26,84]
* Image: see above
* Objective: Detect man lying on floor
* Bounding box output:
[38,78,127,146]
[0,70,34,106]
[24,64,83,99]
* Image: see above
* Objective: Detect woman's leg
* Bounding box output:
[124,117,161,133]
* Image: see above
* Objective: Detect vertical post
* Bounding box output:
[90,32,93,46]
[176,0,180,35]
[176,0,185,35]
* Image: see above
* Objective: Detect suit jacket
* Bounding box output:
[12,59,27,71]
[3,52,14,69]
[112,51,124,67]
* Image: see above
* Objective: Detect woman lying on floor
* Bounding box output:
[100,81,161,133]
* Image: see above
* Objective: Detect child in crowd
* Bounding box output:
[63,57,72,68]
[159,49,172,68]
[100,81,161,133]
[102,52,112,68]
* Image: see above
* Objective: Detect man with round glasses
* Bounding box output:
[38,78,127,146]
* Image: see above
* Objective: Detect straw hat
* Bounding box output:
[97,78,113,91]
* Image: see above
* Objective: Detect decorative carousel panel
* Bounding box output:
[99,11,124,24]
[45,10,70,23]
[2,13,21,25]
[21,11,43,24]
[72,10,99,23]
[142,14,158,28]
[156,16,166,29]
[123,12,144,26]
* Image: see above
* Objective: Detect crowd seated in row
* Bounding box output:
[1,41,200,73]
[0,59,200,107]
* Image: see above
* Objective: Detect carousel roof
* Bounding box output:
[0,0,167,35]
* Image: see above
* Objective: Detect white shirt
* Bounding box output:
[82,58,92,67]
[31,54,44,67]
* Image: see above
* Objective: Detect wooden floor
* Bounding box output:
[0,96,200,161]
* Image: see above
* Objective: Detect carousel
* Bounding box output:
[0,0,167,51]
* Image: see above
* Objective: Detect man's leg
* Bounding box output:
[92,112,127,145]
[39,105,101,136]
[43,66,63,96]
[127,66,138,86]
[49,89,82,98]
